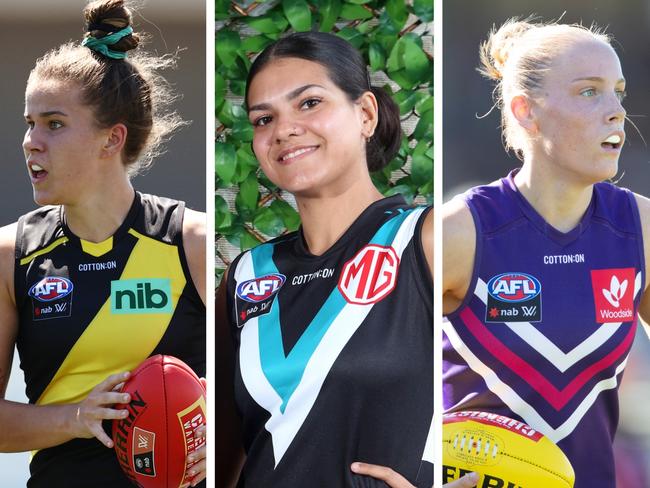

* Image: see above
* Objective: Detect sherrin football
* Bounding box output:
[112,355,206,488]
[443,411,574,488]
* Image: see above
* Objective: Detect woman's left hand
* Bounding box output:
[182,424,206,487]
[181,377,207,487]
[351,462,415,487]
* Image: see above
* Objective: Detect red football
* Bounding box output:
[112,355,206,488]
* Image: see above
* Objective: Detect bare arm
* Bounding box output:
[633,193,650,328]
[442,198,476,315]
[0,223,131,453]
[183,208,206,306]
[215,273,245,488]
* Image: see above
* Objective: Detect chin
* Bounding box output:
[32,190,60,207]
[595,160,620,183]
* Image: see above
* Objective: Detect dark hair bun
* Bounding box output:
[84,0,140,54]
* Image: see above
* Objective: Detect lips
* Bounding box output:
[601,132,624,151]
[276,145,319,163]
[28,162,48,182]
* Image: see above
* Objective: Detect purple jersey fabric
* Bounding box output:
[443,171,645,488]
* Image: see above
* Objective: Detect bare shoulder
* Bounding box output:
[631,193,650,326]
[633,192,650,221]
[442,197,476,313]
[0,223,17,299]
[182,208,206,240]
[632,192,650,262]
[182,209,206,304]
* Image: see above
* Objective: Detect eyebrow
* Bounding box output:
[24,110,69,119]
[571,76,626,84]
[248,84,325,112]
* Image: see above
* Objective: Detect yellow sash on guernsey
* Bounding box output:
[36,229,186,406]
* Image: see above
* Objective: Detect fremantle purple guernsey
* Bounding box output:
[443,171,644,488]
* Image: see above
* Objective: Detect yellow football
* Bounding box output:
[442,411,575,487]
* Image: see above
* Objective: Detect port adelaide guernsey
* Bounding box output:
[443,172,644,488]
[226,196,433,487]
[14,192,205,487]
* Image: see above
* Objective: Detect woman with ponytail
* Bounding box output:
[443,18,643,488]
[217,32,455,487]
[0,1,206,486]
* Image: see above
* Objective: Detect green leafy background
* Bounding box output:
[216,0,432,283]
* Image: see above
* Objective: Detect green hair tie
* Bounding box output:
[82,26,133,60]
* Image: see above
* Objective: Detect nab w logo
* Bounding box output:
[111,278,172,314]
[338,244,399,305]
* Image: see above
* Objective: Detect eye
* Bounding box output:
[252,115,272,127]
[616,89,627,103]
[300,97,321,110]
[25,120,34,129]
[580,88,596,97]
[48,120,63,130]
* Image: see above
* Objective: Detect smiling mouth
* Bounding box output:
[278,146,319,163]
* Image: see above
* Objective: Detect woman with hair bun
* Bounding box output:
[0,1,206,486]
[443,18,644,487]
[217,31,463,488]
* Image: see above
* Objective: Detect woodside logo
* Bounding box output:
[338,244,399,305]
[590,268,635,323]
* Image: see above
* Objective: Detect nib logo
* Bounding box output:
[602,275,628,308]
[591,268,635,324]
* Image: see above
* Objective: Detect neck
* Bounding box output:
[514,161,594,233]
[296,179,383,256]
[63,176,135,242]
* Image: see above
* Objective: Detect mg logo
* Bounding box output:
[338,245,399,305]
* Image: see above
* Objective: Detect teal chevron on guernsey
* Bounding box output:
[252,208,419,413]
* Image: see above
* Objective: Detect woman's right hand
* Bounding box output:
[69,371,131,448]
[444,472,479,487]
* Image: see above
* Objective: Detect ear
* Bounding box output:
[510,94,538,134]
[100,123,128,158]
[357,91,379,139]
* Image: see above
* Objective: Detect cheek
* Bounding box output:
[311,107,362,147]
[251,130,271,159]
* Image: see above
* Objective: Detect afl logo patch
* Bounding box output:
[486,272,542,322]
[29,276,74,321]
[29,277,74,302]
[236,274,286,303]
[487,273,541,303]
[338,245,399,305]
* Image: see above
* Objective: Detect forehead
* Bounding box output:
[546,38,623,84]
[25,78,83,111]
[247,57,335,104]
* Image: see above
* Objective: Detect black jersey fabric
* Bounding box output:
[226,196,433,487]
[14,192,205,488]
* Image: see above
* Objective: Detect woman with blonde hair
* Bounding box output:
[443,18,644,487]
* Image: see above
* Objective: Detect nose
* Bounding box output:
[273,114,304,143]
[606,95,626,124]
[23,126,43,154]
